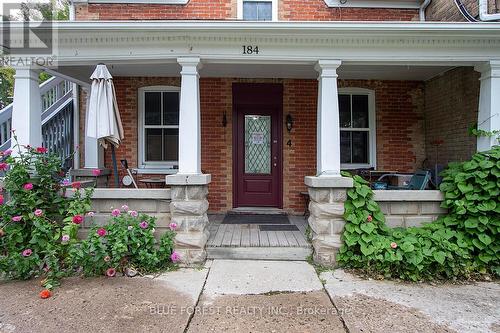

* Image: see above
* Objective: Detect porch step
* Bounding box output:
[207,247,312,261]
[229,207,287,215]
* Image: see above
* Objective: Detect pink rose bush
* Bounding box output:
[70,204,178,278]
[0,135,93,291]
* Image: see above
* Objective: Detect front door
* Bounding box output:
[233,83,283,208]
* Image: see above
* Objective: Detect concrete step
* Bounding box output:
[228,207,287,215]
[207,246,312,261]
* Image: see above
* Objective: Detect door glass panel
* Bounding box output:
[244,115,271,174]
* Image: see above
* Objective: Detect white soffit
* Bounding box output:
[324,0,422,8]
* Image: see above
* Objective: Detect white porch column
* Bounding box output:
[475,60,500,151]
[177,57,202,174]
[83,86,103,169]
[11,66,42,149]
[314,60,342,176]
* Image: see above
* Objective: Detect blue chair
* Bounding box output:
[375,170,432,190]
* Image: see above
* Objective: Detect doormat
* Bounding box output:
[222,214,289,224]
[259,224,299,231]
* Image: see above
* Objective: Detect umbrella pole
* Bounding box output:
[111,145,120,188]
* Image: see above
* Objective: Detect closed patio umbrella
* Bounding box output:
[86,64,124,187]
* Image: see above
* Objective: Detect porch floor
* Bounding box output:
[206,215,312,260]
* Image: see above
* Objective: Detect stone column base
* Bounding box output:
[166,173,211,265]
[305,176,353,267]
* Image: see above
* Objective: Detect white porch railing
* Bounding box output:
[0,76,75,169]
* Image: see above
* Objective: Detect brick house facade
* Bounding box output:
[65,0,500,214]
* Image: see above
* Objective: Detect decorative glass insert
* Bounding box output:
[245,115,271,174]
[243,1,272,21]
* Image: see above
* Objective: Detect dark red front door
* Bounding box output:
[233,84,283,208]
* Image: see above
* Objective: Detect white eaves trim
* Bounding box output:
[324,0,422,8]
[71,0,189,4]
[39,20,500,34]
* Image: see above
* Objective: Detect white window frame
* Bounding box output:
[138,85,180,171]
[237,0,278,21]
[338,87,377,170]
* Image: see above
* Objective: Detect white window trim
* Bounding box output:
[338,87,377,170]
[138,85,180,170]
[237,0,278,21]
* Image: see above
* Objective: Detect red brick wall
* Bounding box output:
[425,0,499,21]
[75,0,418,21]
[75,0,235,20]
[337,80,426,172]
[280,0,418,21]
[81,77,425,214]
[424,67,479,167]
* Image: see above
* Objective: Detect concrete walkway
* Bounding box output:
[0,260,498,333]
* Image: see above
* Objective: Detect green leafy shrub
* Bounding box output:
[68,207,177,277]
[0,136,93,289]
[338,146,499,280]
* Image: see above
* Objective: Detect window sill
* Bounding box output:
[324,0,421,9]
[134,168,178,175]
[341,164,374,170]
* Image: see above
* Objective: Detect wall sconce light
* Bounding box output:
[222,112,227,127]
[286,114,294,132]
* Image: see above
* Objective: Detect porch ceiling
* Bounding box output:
[55,63,454,83]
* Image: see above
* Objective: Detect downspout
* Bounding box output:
[478,0,500,21]
[419,0,432,21]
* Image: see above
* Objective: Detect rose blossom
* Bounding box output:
[72,215,83,224]
[111,209,121,217]
[0,194,4,205]
[139,221,148,229]
[2,149,12,156]
[92,169,101,176]
[23,183,33,190]
[127,225,133,231]
[0,162,8,171]
[106,267,116,277]
[22,249,32,257]
[390,242,398,249]
[121,204,129,211]
[367,215,373,222]
[169,222,177,231]
[61,235,70,242]
[86,211,95,217]
[128,210,138,217]
[12,215,22,222]
[36,147,48,153]
[170,251,181,263]
[97,228,107,237]
[71,182,81,189]
[39,289,51,299]
[34,209,43,217]
[104,256,111,262]
[62,179,71,186]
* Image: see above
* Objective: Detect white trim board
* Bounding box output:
[324,0,422,9]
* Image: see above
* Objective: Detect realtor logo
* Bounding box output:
[1,1,56,66]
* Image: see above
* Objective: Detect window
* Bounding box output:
[339,88,376,169]
[138,86,180,170]
[238,0,277,21]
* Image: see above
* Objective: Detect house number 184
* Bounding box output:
[242,45,259,55]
